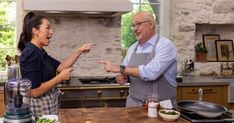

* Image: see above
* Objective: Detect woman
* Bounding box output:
[18,12,95,116]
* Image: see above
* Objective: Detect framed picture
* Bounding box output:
[202,34,220,61]
[215,40,234,62]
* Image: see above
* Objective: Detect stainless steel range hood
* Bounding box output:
[23,0,133,17]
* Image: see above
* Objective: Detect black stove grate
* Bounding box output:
[180,111,234,123]
[78,76,117,84]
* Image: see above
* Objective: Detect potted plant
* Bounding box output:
[195,42,208,62]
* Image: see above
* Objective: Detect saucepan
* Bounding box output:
[177,100,227,118]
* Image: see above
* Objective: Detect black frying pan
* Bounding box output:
[177,100,227,118]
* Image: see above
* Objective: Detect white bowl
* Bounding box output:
[158,109,180,121]
[41,115,59,123]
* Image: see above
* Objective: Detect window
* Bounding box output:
[0,0,16,72]
[121,0,161,48]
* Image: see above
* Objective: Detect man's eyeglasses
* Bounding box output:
[131,20,150,30]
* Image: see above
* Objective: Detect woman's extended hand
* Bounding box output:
[78,43,96,54]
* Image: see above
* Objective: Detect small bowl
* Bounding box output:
[158,109,180,121]
[41,115,59,122]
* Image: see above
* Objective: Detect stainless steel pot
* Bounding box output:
[177,100,227,118]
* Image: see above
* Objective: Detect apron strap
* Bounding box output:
[152,35,160,95]
[152,35,160,57]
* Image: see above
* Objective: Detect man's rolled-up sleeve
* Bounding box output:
[139,41,177,81]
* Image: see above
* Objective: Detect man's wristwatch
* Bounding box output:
[120,65,126,74]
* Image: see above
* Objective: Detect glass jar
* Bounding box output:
[7,63,21,81]
[145,94,160,117]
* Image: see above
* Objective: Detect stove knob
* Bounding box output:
[60,90,67,95]
[120,90,125,97]
[104,102,108,107]
[97,90,102,97]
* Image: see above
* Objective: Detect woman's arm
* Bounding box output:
[57,43,95,72]
[30,67,72,97]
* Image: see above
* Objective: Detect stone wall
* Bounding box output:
[44,16,122,77]
[41,0,234,77]
[170,0,234,76]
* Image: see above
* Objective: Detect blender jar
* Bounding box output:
[4,79,32,123]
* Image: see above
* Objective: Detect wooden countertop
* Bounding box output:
[59,107,190,123]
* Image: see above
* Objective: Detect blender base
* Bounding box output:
[3,112,33,123]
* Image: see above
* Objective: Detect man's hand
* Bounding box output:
[98,60,120,73]
[116,74,127,85]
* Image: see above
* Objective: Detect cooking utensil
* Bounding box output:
[177,100,227,118]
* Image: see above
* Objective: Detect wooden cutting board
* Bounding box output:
[59,107,190,123]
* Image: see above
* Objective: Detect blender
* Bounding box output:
[3,79,33,123]
[3,61,33,122]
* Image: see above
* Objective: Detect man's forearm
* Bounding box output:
[122,67,141,78]
[98,61,141,78]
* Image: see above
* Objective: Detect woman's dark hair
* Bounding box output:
[18,12,47,51]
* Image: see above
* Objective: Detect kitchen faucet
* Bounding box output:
[198,88,203,101]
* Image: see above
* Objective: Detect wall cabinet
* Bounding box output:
[0,87,6,117]
[177,85,229,109]
[229,103,234,109]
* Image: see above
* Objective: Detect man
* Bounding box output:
[98,11,177,108]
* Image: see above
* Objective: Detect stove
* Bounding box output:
[61,76,129,86]
[180,111,234,123]
[59,76,129,108]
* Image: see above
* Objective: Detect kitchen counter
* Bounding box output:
[177,76,232,86]
[59,107,190,123]
[59,76,232,88]
[1,110,234,123]
[176,76,234,109]
[0,82,4,87]
[57,76,232,88]
[0,76,232,87]
[0,87,3,91]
